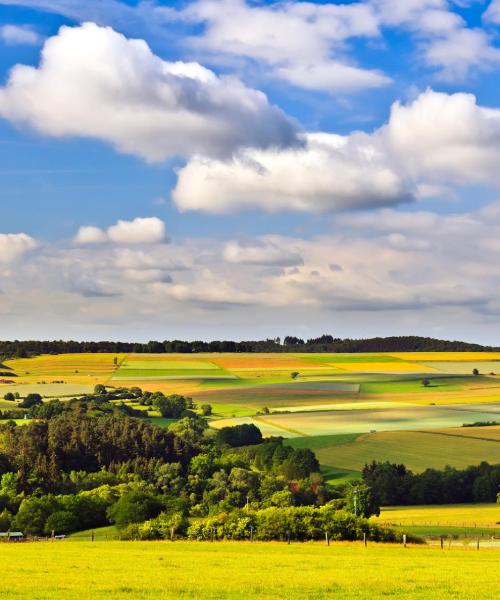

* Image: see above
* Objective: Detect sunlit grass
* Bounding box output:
[0,541,498,599]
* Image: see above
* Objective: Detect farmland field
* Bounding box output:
[0,541,498,600]
[1,351,499,475]
[374,503,500,529]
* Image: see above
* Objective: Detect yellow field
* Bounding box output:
[391,352,500,361]
[332,362,436,373]
[374,503,500,528]
[0,541,498,599]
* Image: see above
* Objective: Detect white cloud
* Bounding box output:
[0,22,298,162]
[4,201,500,340]
[484,0,500,25]
[75,217,167,245]
[0,24,42,45]
[174,89,500,214]
[173,131,413,213]
[107,217,167,245]
[223,239,303,267]
[0,233,37,264]
[385,89,500,184]
[371,0,500,80]
[424,28,500,80]
[74,226,108,245]
[180,0,390,93]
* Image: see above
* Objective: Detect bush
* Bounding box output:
[19,394,42,409]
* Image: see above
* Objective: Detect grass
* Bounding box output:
[314,427,500,473]
[0,541,498,599]
[286,433,362,450]
[374,503,500,529]
[68,525,118,541]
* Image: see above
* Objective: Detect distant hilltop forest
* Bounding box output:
[0,335,498,358]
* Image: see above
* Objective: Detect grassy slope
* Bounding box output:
[0,541,499,599]
[314,428,500,473]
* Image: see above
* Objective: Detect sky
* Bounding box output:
[1,0,500,344]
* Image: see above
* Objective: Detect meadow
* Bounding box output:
[2,351,499,479]
[373,503,500,539]
[0,541,498,600]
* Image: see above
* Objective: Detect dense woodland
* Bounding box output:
[363,461,500,505]
[0,335,496,358]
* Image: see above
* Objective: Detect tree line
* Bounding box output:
[0,335,496,358]
[362,461,500,505]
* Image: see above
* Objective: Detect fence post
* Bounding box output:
[363,533,367,547]
[403,534,407,548]
[477,538,480,551]
[325,532,329,546]
[287,532,290,545]
[91,530,94,542]
[440,536,443,550]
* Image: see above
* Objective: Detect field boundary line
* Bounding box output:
[414,430,500,443]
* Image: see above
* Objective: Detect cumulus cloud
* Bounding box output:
[0,233,37,264]
[484,0,500,25]
[223,239,303,267]
[179,0,390,93]
[174,89,500,214]
[75,217,167,245]
[385,89,500,184]
[0,24,42,45]
[174,131,413,213]
[0,22,298,162]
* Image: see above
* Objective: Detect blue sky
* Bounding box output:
[1,0,500,343]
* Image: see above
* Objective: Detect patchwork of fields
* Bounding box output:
[1,351,499,477]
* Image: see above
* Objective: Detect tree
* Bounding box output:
[280,448,319,480]
[113,357,118,366]
[421,378,430,387]
[345,484,380,518]
[200,404,212,416]
[19,393,42,409]
[94,384,106,395]
[472,368,480,376]
[12,496,60,535]
[290,372,299,380]
[107,491,163,529]
[44,510,79,535]
[153,394,189,418]
[3,393,15,402]
[216,424,263,447]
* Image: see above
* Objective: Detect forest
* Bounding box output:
[0,335,496,358]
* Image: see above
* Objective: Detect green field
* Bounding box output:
[313,427,500,473]
[0,541,498,599]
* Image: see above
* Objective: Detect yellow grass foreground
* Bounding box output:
[0,541,498,599]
